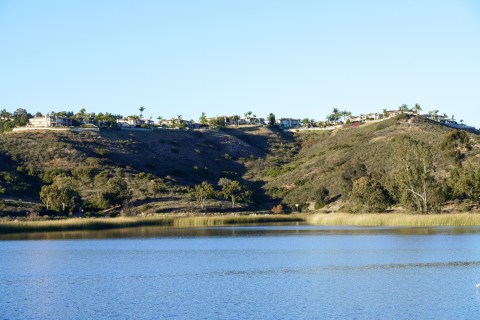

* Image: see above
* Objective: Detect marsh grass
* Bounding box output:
[1,213,480,234]
[0,215,303,233]
[305,213,480,227]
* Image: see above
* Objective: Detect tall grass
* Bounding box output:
[1,213,480,234]
[0,215,303,233]
[305,213,480,227]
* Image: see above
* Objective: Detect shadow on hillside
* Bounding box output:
[98,128,293,210]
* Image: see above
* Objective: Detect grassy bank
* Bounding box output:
[305,213,480,227]
[0,214,303,234]
[1,213,480,234]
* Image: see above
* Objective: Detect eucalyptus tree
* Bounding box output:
[394,137,443,213]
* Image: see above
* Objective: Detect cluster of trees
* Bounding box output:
[0,108,32,132]
[192,178,252,210]
[326,108,352,124]
[39,173,132,215]
[336,131,479,213]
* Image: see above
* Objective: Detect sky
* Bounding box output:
[1,0,479,127]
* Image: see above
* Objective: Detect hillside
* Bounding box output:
[0,127,296,216]
[264,115,480,212]
[1,114,480,217]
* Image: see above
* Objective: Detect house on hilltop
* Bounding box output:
[29,115,72,127]
[277,118,301,128]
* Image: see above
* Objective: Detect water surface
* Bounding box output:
[2,225,480,319]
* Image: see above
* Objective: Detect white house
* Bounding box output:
[29,115,72,127]
[277,118,301,128]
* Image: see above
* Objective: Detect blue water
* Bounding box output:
[2,225,480,319]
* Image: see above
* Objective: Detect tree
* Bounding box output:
[199,112,208,125]
[382,108,389,118]
[13,108,30,126]
[218,178,251,208]
[447,165,480,202]
[327,108,342,124]
[231,115,240,126]
[428,110,439,121]
[244,111,253,119]
[40,177,81,214]
[342,162,368,194]
[349,176,392,212]
[314,186,330,209]
[139,106,145,118]
[398,104,409,113]
[413,103,422,114]
[342,110,352,123]
[267,113,276,127]
[194,181,215,210]
[208,117,225,128]
[302,118,310,128]
[0,109,12,120]
[395,137,443,213]
[98,176,132,209]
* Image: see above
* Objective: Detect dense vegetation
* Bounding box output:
[0,126,295,217]
[265,115,480,213]
[1,114,479,218]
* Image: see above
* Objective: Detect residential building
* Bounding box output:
[277,118,301,128]
[29,115,72,127]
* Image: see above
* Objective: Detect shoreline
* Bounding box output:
[1,212,480,234]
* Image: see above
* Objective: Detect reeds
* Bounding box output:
[0,214,303,234]
[1,213,479,234]
[305,213,480,227]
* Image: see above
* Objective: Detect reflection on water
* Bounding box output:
[2,225,480,319]
[3,224,480,240]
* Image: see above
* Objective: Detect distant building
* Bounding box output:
[117,117,152,127]
[346,115,362,123]
[277,118,301,128]
[29,115,72,127]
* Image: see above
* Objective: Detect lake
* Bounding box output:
[2,225,480,319]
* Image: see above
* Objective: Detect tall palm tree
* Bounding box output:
[139,106,145,118]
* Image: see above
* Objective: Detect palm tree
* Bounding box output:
[413,104,422,114]
[139,106,145,118]
[199,112,207,125]
[428,110,439,121]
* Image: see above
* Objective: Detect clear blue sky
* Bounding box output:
[1,0,479,126]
